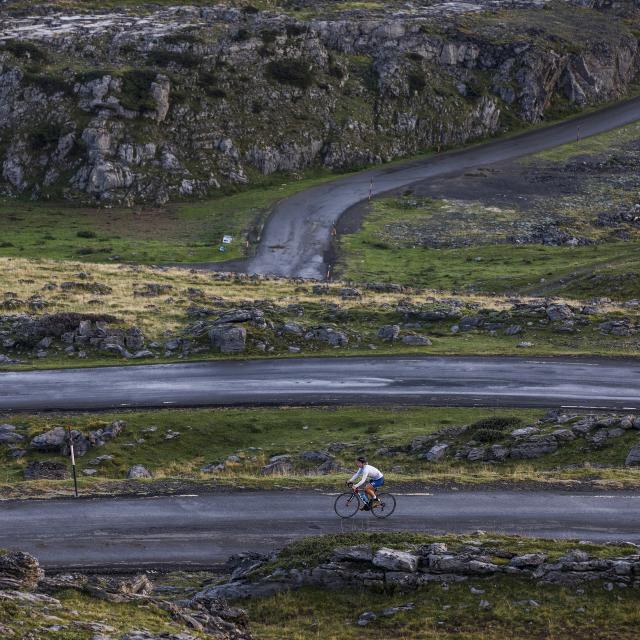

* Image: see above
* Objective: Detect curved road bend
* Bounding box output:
[1,491,638,570]
[1,356,640,412]
[246,96,640,279]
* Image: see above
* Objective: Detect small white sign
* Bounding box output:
[222,235,233,244]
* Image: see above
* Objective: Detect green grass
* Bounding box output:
[4,405,640,498]
[338,222,640,298]
[0,170,336,264]
[0,406,542,485]
[247,579,640,639]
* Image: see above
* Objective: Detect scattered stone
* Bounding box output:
[126,464,152,479]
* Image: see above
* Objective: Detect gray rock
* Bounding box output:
[373,548,419,572]
[332,545,374,562]
[377,325,400,341]
[504,325,522,335]
[551,428,576,442]
[546,304,574,321]
[425,443,449,462]
[0,424,24,444]
[126,464,152,479]
[511,426,540,438]
[260,459,292,475]
[201,463,225,473]
[357,611,377,626]
[509,553,547,568]
[305,327,348,347]
[467,447,486,462]
[30,427,67,451]
[300,450,331,463]
[209,324,246,354]
[282,322,303,335]
[625,444,640,467]
[510,436,558,459]
[401,335,432,346]
[487,444,509,461]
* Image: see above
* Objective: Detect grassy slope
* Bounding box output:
[1,257,639,374]
[0,171,335,264]
[337,121,640,299]
[3,406,640,498]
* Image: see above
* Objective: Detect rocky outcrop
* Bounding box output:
[0,548,253,640]
[0,2,637,204]
[194,540,640,601]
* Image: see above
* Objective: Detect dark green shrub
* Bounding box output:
[76,69,109,83]
[260,29,278,44]
[242,4,259,14]
[119,70,157,112]
[470,416,522,431]
[234,28,252,42]
[267,59,313,89]
[148,49,199,69]
[76,230,97,239]
[29,122,64,149]
[286,24,305,37]
[406,52,423,61]
[408,72,426,93]
[198,71,227,98]
[474,428,504,443]
[163,31,202,45]
[24,73,69,96]
[2,40,47,62]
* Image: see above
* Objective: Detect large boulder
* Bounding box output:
[424,443,449,462]
[377,325,400,341]
[546,304,574,321]
[372,548,419,572]
[625,444,640,467]
[305,327,348,347]
[29,426,67,451]
[209,324,247,354]
[0,551,43,590]
[510,436,558,459]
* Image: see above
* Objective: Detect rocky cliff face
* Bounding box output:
[0,1,638,205]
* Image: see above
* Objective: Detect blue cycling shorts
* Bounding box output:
[370,476,384,488]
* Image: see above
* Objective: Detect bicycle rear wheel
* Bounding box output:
[371,492,396,519]
[334,492,360,518]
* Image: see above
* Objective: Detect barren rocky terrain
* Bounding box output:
[1,0,639,204]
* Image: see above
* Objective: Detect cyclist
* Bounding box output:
[346,456,384,511]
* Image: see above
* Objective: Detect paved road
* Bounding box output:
[245,96,640,279]
[1,356,639,412]
[1,491,638,570]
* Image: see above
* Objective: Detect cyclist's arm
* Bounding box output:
[353,468,369,489]
[347,469,361,484]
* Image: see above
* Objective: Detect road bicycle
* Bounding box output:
[333,488,396,519]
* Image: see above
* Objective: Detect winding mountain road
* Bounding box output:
[2,491,639,570]
[1,355,639,412]
[246,96,640,279]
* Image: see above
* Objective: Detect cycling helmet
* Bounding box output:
[356,456,367,463]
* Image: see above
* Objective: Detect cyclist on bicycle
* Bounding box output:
[346,456,384,511]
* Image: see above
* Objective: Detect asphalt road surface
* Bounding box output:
[1,356,639,412]
[246,97,640,279]
[1,491,638,570]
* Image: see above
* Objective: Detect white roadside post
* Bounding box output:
[67,427,79,497]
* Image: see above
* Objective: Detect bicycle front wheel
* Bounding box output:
[371,492,396,519]
[334,492,360,518]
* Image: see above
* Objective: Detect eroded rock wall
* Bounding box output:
[0,1,638,204]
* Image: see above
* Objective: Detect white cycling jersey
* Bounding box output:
[349,464,383,489]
